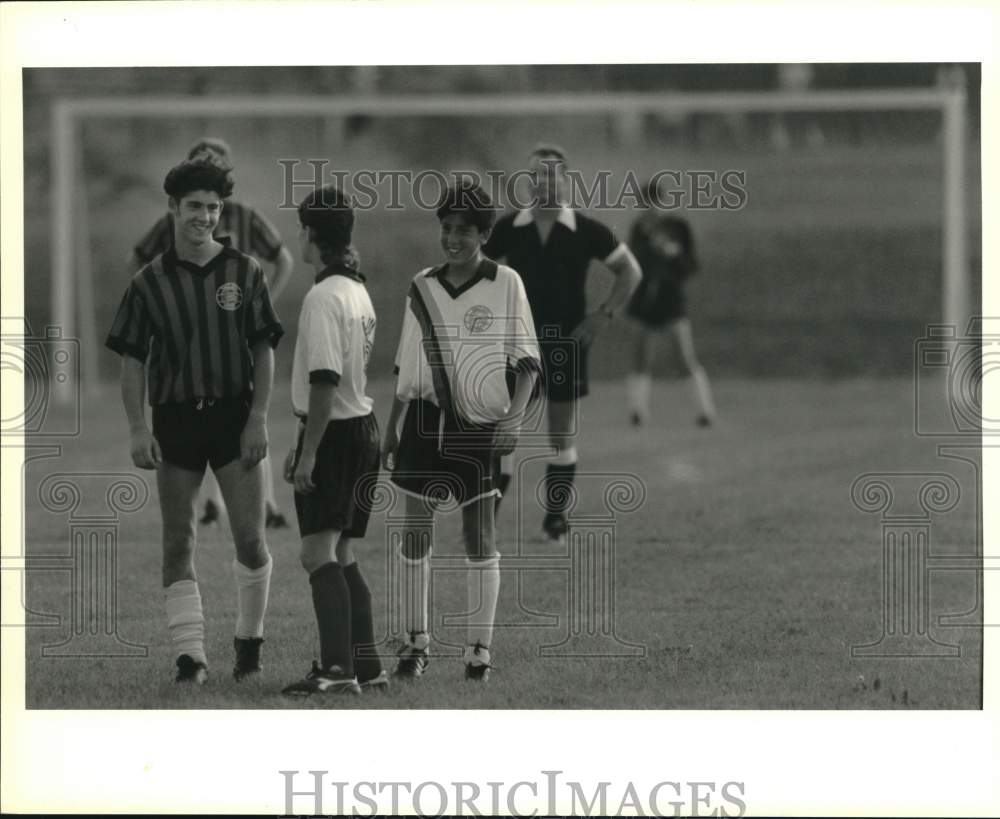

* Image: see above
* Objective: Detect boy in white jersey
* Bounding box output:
[281,185,385,696]
[382,182,540,682]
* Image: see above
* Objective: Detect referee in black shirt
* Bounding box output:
[107,158,283,685]
[485,144,642,541]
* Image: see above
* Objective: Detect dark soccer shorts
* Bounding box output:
[292,413,381,538]
[152,396,250,473]
[626,280,687,329]
[390,399,499,508]
[541,337,589,402]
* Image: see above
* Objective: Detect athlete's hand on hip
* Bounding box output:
[240,410,268,467]
[569,311,611,349]
[293,450,317,494]
[381,428,399,471]
[129,427,162,470]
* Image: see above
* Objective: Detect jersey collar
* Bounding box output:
[165,235,237,275]
[512,205,577,232]
[425,257,498,298]
[315,264,366,284]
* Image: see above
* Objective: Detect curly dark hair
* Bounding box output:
[435,181,495,233]
[163,158,234,200]
[298,185,360,269]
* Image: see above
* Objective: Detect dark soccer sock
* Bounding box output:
[342,561,382,683]
[309,562,353,676]
[544,463,577,516]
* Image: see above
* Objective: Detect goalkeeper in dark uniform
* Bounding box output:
[625,181,716,427]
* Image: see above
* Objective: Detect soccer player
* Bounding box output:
[106,158,283,684]
[280,185,386,697]
[625,182,716,427]
[484,144,642,541]
[383,182,540,682]
[127,137,294,530]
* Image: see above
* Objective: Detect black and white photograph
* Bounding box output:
[2,1,997,816]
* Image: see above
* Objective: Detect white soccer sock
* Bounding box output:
[689,366,716,419]
[398,550,430,639]
[233,556,272,639]
[165,580,206,665]
[626,373,652,418]
[465,555,501,651]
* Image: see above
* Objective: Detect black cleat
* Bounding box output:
[233,636,264,681]
[630,412,643,427]
[542,513,568,543]
[175,654,208,685]
[393,634,430,679]
[696,414,713,428]
[282,662,360,697]
[464,643,492,682]
[198,499,221,526]
[265,508,289,529]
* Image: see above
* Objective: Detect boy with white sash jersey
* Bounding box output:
[383,182,540,682]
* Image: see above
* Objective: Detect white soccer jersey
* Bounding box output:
[292,267,376,419]
[393,259,540,425]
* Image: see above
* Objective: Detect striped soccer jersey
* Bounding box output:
[393,258,541,426]
[133,200,284,265]
[105,238,283,405]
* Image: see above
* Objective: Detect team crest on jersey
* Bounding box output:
[216,282,243,311]
[464,305,494,333]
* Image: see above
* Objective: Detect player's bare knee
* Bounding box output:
[334,536,354,566]
[234,535,269,569]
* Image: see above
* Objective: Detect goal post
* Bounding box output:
[49,84,970,404]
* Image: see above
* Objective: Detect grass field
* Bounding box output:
[23,376,981,709]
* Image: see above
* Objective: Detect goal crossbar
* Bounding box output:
[49,86,969,403]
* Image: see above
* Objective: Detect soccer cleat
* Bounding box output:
[358,669,390,692]
[175,654,208,685]
[265,507,289,529]
[198,499,221,526]
[233,636,264,681]
[696,414,713,428]
[542,512,568,543]
[281,662,361,697]
[393,634,430,679]
[630,411,643,427]
[463,642,492,682]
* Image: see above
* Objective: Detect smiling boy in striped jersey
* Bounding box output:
[106,158,282,685]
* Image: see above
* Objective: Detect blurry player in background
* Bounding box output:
[127,137,294,529]
[107,158,282,684]
[625,181,716,427]
[485,144,641,542]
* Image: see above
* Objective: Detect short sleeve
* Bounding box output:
[584,216,622,263]
[248,208,284,263]
[504,270,541,371]
[483,216,510,262]
[134,215,172,264]
[301,291,343,385]
[393,293,424,399]
[105,279,152,362]
[244,261,284,348]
